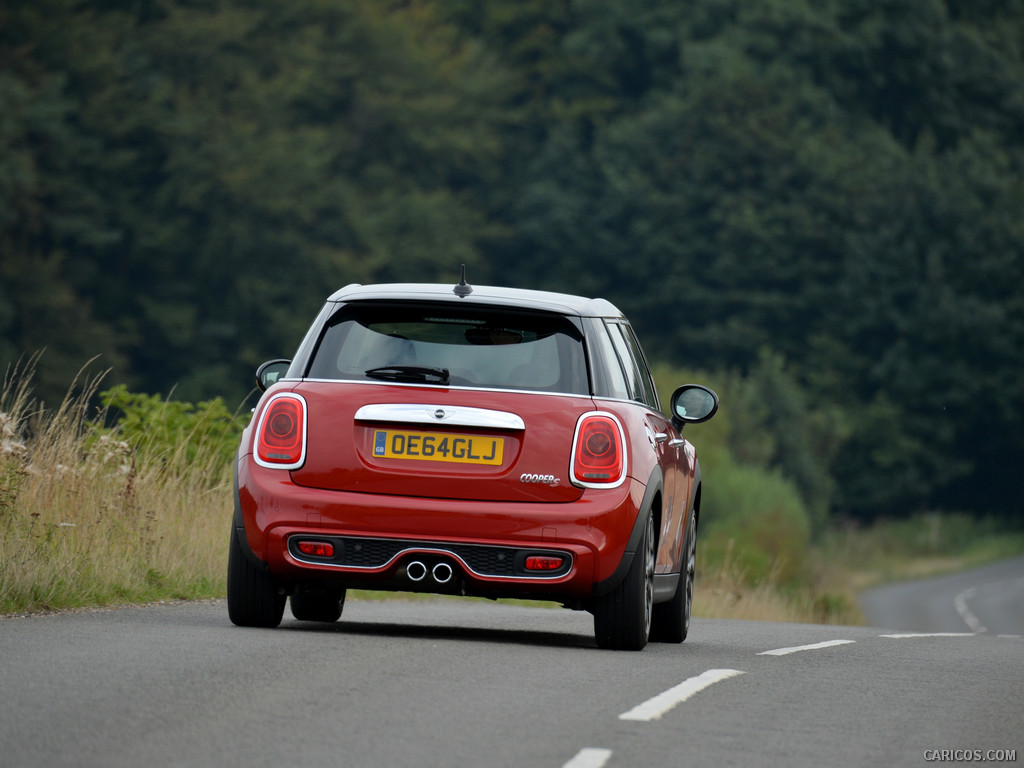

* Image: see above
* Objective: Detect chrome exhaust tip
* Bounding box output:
[432,562,454,584]
[407,561,427,582]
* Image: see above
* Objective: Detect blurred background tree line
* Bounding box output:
[2,0,1022,527]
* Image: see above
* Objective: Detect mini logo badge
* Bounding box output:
[434,409,446,420]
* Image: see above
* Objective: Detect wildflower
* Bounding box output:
[89,433,133,474]
[0,411,27,459]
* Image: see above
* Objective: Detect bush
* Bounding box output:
[653,361,813,586]
[95,384,248,485]
[700,456,812,586]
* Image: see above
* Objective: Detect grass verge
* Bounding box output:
[1,368,1021,622]
[0,365,231,614]
[694,514,1024,626]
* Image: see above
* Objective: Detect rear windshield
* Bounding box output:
[306,302,590,395]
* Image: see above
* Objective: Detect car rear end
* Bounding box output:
[233,285,645,605]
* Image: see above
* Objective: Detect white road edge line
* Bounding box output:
[757,639,855,656]
[619,668,745,722]
[880,632,977,638]
[954,587,988,633]
[562,748,613,768]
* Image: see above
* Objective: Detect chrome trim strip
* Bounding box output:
[288,539,574,581]
[354,403,525,430]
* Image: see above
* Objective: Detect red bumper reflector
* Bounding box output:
[524,555,564,571]
[297,541,334,558]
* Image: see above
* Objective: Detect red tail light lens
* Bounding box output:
[571,413,626,488]
[296,541,334,558]
[524,555,565,571]
[254,393,307,469]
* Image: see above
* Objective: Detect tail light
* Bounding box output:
[524,555,565,571]
[571,412,626,488]
[296,540,335,558]
[254,393,307,469]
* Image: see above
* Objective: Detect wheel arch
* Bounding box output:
[232,462,271,571]
[691,458,703,530]
[591,465,663,598]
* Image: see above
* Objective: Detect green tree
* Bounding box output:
[4,0,1024,522]
[0,2,128,401]
[2,0,512,406]
[467,0,1024,519]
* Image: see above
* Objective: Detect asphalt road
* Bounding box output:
[860,555,1024,635]
[1,595,1021,768]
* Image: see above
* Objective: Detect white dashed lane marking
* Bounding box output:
[618,668,746,722]
[562,748,613,768]
[566,632,995,767]
[955,587,988,633]
[757,639,856,656]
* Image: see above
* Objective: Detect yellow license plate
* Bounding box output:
[372,430,504,465]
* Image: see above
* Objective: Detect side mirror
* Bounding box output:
[255,359,292,392]
[670,384,719,427]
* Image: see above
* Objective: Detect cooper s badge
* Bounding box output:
[520,473,560,486]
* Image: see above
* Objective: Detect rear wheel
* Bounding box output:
[290,589,346,623]
[227,527,285,628]
[594,511,654,651]
[651,512,696,643]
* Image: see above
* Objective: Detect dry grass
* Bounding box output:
[3,364,1019,624]
[0,364,230,614]
[692,539,864,626]
[693,516,1024,626]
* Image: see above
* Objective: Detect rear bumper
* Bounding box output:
[235,458,646,600]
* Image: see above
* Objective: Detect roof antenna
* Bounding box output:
[453,264,473,297]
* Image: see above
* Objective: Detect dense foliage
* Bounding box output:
[3,0,1023,522]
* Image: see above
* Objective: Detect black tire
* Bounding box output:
[290,589,346,623]
[651,511,696,643]
[594,511,655,651]
[227,527,285,628]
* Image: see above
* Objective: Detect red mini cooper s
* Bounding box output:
[228,278,718,650]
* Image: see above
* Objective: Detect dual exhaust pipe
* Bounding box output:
[406,560,454,585]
